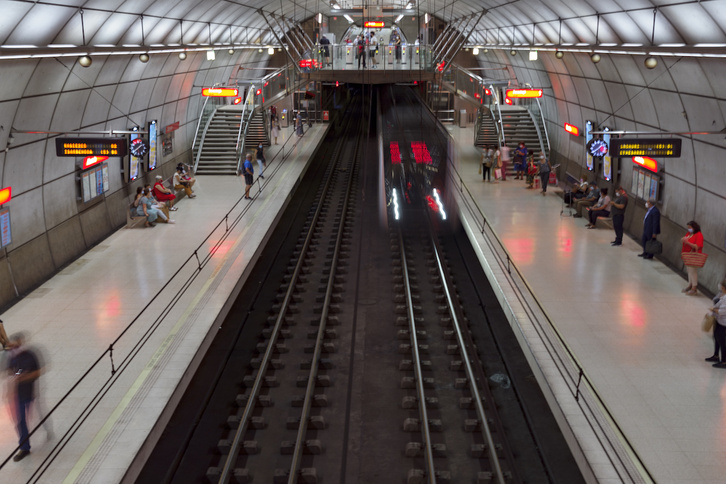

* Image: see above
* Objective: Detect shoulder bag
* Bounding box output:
[682,251,708,267]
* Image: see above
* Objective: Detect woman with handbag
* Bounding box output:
[681,221,705,296]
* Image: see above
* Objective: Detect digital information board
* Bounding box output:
[610,138,682,158]
[56,138,127,157]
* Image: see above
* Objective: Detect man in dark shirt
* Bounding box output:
[610,186,628,246]
[6,332,43,461]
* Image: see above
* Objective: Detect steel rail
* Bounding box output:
[397,229,437,483]
[428,230,507,484]
[216,111,351,484]
[287,117,361,484]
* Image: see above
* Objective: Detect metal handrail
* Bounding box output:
[491,85,505,145]
[193,110,216,173]
[447,159,655,483]
[528,108,547,158]
[234,85,257,173]
[535,97,551,153]
[191,96,211,154]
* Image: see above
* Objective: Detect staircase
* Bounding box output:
[195,106,244,175]
[499,106,548,158]
[474,109,498,149]
[243,111,271,155]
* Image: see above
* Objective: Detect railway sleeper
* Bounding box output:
[304,342,336,353]
[296,375,332,387]
[400,376,435,389]
[307,329,337,339]
[286,415,327,429]
[402,418,443,432]
[396,330,427,340]
[282,274,309,284]
[249,357,284,369]
[280,439,323,455]
[242,375,279,387]
[317,283,344,293]
[315,293,343,303]
[398,359,432,371]
[236,393,273,407]
[205,467,250,483]
[401,396,439,409]
[275,293,304,303]
[255,343,289,353]
[227,415,266,429]
[313,305,341,315]
[300,358,334,370]
[308,316,340,326]
[216,439,259,455]
[273,467,318,484]
[404,442,447,457]
[398,343,429,354]
[266,315,298,327]
[291,393,329,407]
[406,469,451,484]
[261,328,291,339]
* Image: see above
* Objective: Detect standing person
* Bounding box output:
[357,34,367,69]
[241,153,254,200]
[639,198,660,259]
[584,187,610,229]
[271,122,280,145]
[681,221,704,295]
[610,186,628,246]
[369,32,377,68]
[395,35,402,63]
[537,152,550,195]
[255,142,266,179]
[320,35,331,67]
[269,105,277,129]
[481,145,492,182]
[705,279,726,364]
[6,332,43,461]
[295,112,304,137]
[497,142,510,181]
[708,286,726,368]
[513,142,527,180]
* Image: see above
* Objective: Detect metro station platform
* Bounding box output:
[0,125,328,483]
[448,126,725,484]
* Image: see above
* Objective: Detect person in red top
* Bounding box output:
[153,175,177,210]
[681,220,704,296]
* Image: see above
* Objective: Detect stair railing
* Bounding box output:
[490,84,505,146]
[193,107,218,173]
[535,97,551,154]
[235,85,257,174]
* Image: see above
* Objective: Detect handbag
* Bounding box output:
[682,251,708,268]
[702,313,716,332]
[494,168,502,180]
[645,239,663,255]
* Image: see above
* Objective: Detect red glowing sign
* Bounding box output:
[436,61,445,72]
[390,142,401,164]
[411,141,432,164]
[298,59,321,69]
[564,123,580,136]
[425,195,439,212]
[255,89,261,96]
[504,97,512,105]
[632,156,658,173]
[233,97,242,105]
[82,155,108,170]
[484,88,491,96]
[364,21,385,28]
[0,187,10,205]
[202,87,239,97]
[506,88,543,98]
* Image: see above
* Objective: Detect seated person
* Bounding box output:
[133,186,144,208]
[585,188,610,228]
[568,181,589,203]
[173,166,196,198]
[145,184,171,219]
[137,188,174,226]
[153,175,176,209]
[573,183,599,217]
[176,163,196,188]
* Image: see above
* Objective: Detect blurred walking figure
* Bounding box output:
[6,332,45,461]
[0,319,9,349]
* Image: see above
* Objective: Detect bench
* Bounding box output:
[126,200,147,229]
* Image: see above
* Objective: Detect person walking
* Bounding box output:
[369,31,377,68]
[6,332,43,461]
[639,198,660,259]
[241,153,254,200]
[705,279,726,364]
[255,142,266,179]
[610,186,628,246]
[295,112,304,137]
[537,152,550,196]
[708,284,726,368]
[681,221,704,295]
[271,123,280,145]
[497,142,510,181]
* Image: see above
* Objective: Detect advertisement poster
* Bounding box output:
[102,164,110,192]
[631,169,639,195]
[649,176,658,201]
[602,128,612,180]
[82,171,91,202]
[96,166,104,197]
[148,120,157,171]
[585,120,594,171]
[162,134,173,157]
[637,171,646,200]
[89,169,98,199]
[0,208,10,248]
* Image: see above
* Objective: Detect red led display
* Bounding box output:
[82,155,108,170]
[202,87,239,97]
[0,187,10,205]
[411,141,432,164]
[233,97,242,105]
[564,123,580,136]
[484,88,491,96]
[390,142,401,164]
[364,21,385,28]
[506,88,543,98]
[504,97,512,105]
[632,156,658,173]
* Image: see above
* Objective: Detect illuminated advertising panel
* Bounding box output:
[390,142,401,164]
[82,156,108,170]
[129,127,141,181]
[0,208,10,249]
[602,127,612,181]
[148,120,158,171]
[201,87,239,97]
[0,187,11,205]
[505,88,543,98]
[585,120,594,171]
[364,21,385,28]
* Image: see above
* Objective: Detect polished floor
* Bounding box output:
[448,125,725,484]
[0,125,327,483]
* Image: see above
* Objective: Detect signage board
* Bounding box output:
[0,208,10,248]
[564,123,579,136]
[202,87,239,97]
[585,120,594,171]
[56,138,127,158]
[165,121,180,133]
[323,111,329,121]
[610,138,682,158]
[0,187,11,205]
[364,21,385,28]
[82,156,108,170]
[602,127,612,181]
[148,120,158,171]
[633,156,658,172]
[506,88,543,98]
[81,163,109,203]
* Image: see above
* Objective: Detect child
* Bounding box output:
[525,155,538,189]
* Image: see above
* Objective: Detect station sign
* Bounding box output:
[364,21,385,28]
[56,138,127,158]
[632,156,658,173]
[202,87,239,97]
[610,138,682,158]
[506,88,543,98]
[0,187,10,205]
[165,121,180,133]
[82,156,108,170]
[564,123,580,136]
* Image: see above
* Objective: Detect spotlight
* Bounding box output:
[555,50,564,59]
[139,53,149,63]
[78,55,92,67]
[510,50,517,56]
[590,53,601,63]
[482,48,488,53]
[229,49,234,55]
[178,52,187,60]
[472,47,479,55]
[644,56,657,69]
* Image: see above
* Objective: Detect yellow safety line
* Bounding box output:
[63,196,269,483]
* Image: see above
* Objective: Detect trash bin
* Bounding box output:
[281,109,289,128]
[459,110,467,128]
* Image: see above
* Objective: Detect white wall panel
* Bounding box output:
[95,57,133,86]
[3,141,45,194]
[0,63,36,102]
[82,86,116,127]
[23,59,69,97]
[572,77,594,108]
[4,188,45,248]
[668,59,713,97]
[588,79,612,113]
[625,85,658,127]
[110,82,138,119]
[680,94,723,132]
[129,78,156,113]
[649,90,688,132]
[4,5,73,46]
[43,151,75,183]
[63,59,104,92]
[693,140,726,197]
[15,94,58,131]
[51,90,91,132]
[149,76,172,106]
[604,82,633,120]
[43,174,79,230]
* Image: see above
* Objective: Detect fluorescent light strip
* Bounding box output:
[599,43,617,47]
[621,43,643,47]
[2,44,37,48]
[694,43,726,47]
[48,44,77,48]
[658,43,685,47]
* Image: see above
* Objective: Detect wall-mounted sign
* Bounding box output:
[610,138,682,158]
[504,97,512,105]
[633,156,658,172]
[364,21,385,28]
[162,134,173,157]
[564,123,579,136]
[82,156,108,170]
[56,138,127,157]
[233,97,242,105]
[0,208,10,249]
[202,87,239,97]
[129,127,142,181]
[0,187,11,205]
[165,121,180,133]
[506,88,543,98]
[147,120,158,171]
[81,163,109,203]
[585,120,594,171]
[602,127,612,181]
